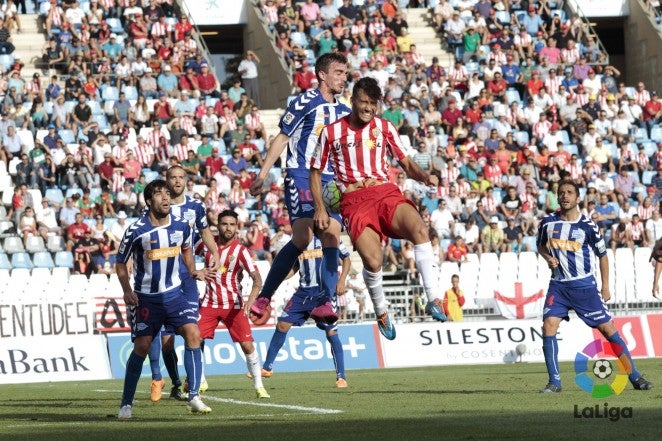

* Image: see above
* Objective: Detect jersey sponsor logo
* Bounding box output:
[299,248,323,260]
[364,139,376,149]
[549,238,581,252]
[145,246,180,260]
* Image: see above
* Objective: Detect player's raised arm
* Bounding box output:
[250,132,290,196]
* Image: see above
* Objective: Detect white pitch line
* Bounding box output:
[93,389,343,415]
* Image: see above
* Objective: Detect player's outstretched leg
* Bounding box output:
[413,242,447,322]
[607,332,653,390]
[263,327,288,375]
[183,346,211,413]
[245,350,270,398]
[325,328,347,388]
[251,241,303,316]
[363,268,395,340]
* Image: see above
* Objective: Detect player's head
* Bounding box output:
[557,179,580,211]
[144,179,171,217]
[351,77,382,124]
[217,209,238,242]
[315,52,348,95]
[166,164,187,197]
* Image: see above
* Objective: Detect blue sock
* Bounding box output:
[320,247,339,304]
[162,346,181,387]
[607,332,641,382]
[183,346,202,400]
[121,351,146,407]
[264,329,287,372]
[542,335,561,386]
[260,241,303,299]
[327,332,345,379]
[148,337,162,381]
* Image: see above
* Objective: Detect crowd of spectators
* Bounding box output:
[3,0,662,284]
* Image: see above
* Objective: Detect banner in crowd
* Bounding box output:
[106,324,383,379]
[0,299,94,338]
[0,335,112,384]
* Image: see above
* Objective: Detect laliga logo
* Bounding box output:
[574,339,632,398]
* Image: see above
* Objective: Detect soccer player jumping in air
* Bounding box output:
[309,77,442,340]
[537,180,652,393]
[247,53,351,325]
[117,180,211,419]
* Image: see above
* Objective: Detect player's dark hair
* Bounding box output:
[557,179,580,196]
[353,77,382,101]
[218,209,238,223]
[166,164,186,178]
[144,179,168,201]
[315,52,348,79]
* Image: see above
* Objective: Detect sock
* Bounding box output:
[542,335,561,386]
[121,351,146,407]
[319,247,340,304]
[162,346,181,388]
[414,242,437,303]
[607,332,642,382]
[327,332,345,379]
[363,268,387,316]
[264,329,287,372]
[148,336,162,381]
[183,346,202,400]
[259,241,303,299]
[246,351,264,389]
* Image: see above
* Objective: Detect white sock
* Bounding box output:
[414,241,437,304]
[246,351,263,389]
[362,268,388,316]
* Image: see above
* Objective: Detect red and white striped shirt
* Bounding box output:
[48,6,64,27]
[533,120,552,139]
[630,221,645,240]
[313,116,408,193]
[636,151,650,170]
[545,77,561,97]
[244,112,262,132]
[368,22,385,37]
[564,162,583,181]
[637,204,655,221]
[456,180,471,199]
[437,185,450,199]
[170,143,190,162]
[351,23,366,37]
[112,144,130,162]
[112,172,125,194]
[180,115,196,135]
[483,164,503,186]
[575,92,589,107]
[134,142,154,166]
[448,65,468,83]
[100,0,116,10]
[635,90,650,107]
[150,20,170,39]
[482,195,498,213]
[440,165,459,183]
[198,239,256,309]
[561,47,580,65]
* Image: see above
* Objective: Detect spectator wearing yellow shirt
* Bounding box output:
[396,27,414,53]
[441,274,465,321]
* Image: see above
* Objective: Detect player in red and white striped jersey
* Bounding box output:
[310,77,446,340]
[196,209,269,398]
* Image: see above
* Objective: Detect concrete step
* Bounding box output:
[16,14,40,32]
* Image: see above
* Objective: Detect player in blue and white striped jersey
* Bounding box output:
[116,179,211,419]
[247,52,351,325]
[260,237,351,388]
[537,180,652,393]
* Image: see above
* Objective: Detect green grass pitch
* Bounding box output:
[1,360,659,441]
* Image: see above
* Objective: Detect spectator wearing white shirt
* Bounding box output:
[646,210,662,243]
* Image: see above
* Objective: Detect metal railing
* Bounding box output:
[175,0,217,74]
[565,0,611,65]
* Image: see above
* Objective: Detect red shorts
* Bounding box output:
[198,306,254,342]
[340,183,417,243]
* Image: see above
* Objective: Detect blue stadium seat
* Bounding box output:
[634,127,648,141]
[106,18,124,34]
[551,9,565,22]
[651,126,662,143]
[123,86,139,101]
[33,251,55,269]
[0,252,11,270]
[640,141,657,158]
[88,100,103,115]
[558,130,570,145]
[11,252,33,269]
[102,86,120,101]
[515,131,529,145]
[522,236,537,253]
[290,32,309,48]
[628,171,640,184]
[65,187,84,198]
[565,144,579,156]
[495,11,510,24]
[54,251,74,269]
[94,114,110,130]
[3,236,24,254]
[45,188,64,205]
[59,129,76,144]
[0,54,14,71]
[642,170,657,185]
[505,89,521,105]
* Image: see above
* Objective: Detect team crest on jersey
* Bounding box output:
[170,231,184,244]
[183,211,196,223]
[228,254,235,262]
[372,127,381,138]
[283,112,295,125]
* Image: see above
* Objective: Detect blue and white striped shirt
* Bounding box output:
[279,89,351,179]
[117,214,192,296]
[297,238,350,290]
[537,212,607,286]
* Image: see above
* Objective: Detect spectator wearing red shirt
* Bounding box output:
[441,99,463,134]
[153,91,175,123]
[293,62,316,92]
[196,63,220,98]
[446,236,468,263]
[526,71,544,97]
[122,151,142,182]
[97,152,115,188]
[237,135,264,167]
[66,212,91,251]
[179,66,200,97]
[465,101,482,124]
[174,16,193,41]
[205,147,224,178]
[487,72,508,102]
[643,92,662,137]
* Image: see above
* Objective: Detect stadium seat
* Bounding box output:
[634,127,648,141]
[65,187,84,199]
[0,175,12,193]
[3,237,24,254]
[640,141,657,158]
[0,268,10,285]
[102,86,120,101]
[10,267,31,285]
[0,252,11,270]
[290,32,309,48]
[0,220,13,234]
[505,89,521,105]
[558,130,570,145]
[31,267,52,286]
[17,129,35,152]
[565,144,579,156]
[522,235,538,253]
[32,251,55,269]
[642,170,656,186]
[67,274,89,297]
[88,100,103,115]
[515,131,530,145]
[106,18,124,34]
[123,86,139,101]
[59,129,76,144]
[495,10,510,24]
[25,236,46,253]
[45,188,65,205]
[651,126,662,143]
[11,252,33,269]
[52,266,71,285]
[54,251,74,269]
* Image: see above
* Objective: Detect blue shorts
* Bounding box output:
[279,288,337,332]
[132,289,198,340]
[543,280,612,328]
[283,173,342,224]
[163,269,200,335]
